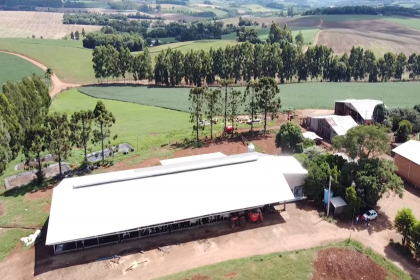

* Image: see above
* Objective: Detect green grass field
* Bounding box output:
[0,52,44,86]
[158,240,411,280]
[196,7,228,17]
[0,38,94,84]
[79,82,420,112]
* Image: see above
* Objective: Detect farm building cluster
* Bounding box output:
[46,152,308,254]
[303,99,384,142]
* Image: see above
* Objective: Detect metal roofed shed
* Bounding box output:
[329,196,347,217]
[392,140,420,186]
[306,115,357,141]
[46,153,298,254]
[334,99,384,124]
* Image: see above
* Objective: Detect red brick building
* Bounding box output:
[392,140,420,187]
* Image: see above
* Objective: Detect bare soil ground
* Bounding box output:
[0,50,80,97]
[0,12,101,39]
[317,19,420,56]
[312,248,387,280]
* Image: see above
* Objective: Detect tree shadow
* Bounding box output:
[294,199,324,213]
[384,242,420,279]
[335,208,393,235]
[34,211,286,276]
[2,177,59,198]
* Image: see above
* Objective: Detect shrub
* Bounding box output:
[395,120,412,143]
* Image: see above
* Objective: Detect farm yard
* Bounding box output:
[0,11,101,39]
[79,82,420,112]
[0,52,44,86]
[2,5,420,280]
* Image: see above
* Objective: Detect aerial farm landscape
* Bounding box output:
[1,0,420,279]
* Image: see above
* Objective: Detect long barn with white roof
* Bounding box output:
[46,152,307,254]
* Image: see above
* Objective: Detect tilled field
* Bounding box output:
[317,19,420,56]
[0,11,101,39]
[312,248,387,280]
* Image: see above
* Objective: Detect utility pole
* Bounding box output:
[327,175,332,217]
[137,134,138,152]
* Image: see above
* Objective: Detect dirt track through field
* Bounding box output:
[0,50,79,97]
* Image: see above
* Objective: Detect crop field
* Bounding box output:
[79,82,420,112]
[0,38,95,84]
[317,18,420,56]
[158,240,411,280]
[0,11,101,39]
[0,52,44,86]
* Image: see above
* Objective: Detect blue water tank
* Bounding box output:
[324,188,333,204]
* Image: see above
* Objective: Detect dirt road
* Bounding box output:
[0,50,80,97]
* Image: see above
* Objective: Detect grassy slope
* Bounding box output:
[79,82,420,112]
[0,38,94,84]
[158,240,412,280]
[0,52,44,86]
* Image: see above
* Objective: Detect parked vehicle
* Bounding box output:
[229,212,246,229]
[247,209,263,223]
[363,210,378,220]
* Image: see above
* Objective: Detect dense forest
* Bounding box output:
[304,5,420,16]
[0,75,51,173]
[63,13,128,25]
[91,24,420,86]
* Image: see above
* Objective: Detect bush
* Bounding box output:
[395,120,412,143]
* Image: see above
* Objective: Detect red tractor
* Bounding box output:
[229,212,246,229]
[247,209,264,224]
[225,122,235,134]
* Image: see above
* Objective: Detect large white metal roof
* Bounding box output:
[311,115,358,136]
[160,152,226,165]
[46,153,297,245]
[392,140,420,166]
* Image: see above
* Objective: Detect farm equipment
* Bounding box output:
[229,212,246,229]
[247,209,264,224]
[225,122,235,134]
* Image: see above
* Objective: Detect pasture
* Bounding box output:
[0,52,44,86]
[0,11,101,39]
[0,38,95,84]
[79,82,420,112]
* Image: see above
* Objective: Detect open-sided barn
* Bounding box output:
[334,99,384,124]
[46,152,307,254]
[306,115,358,141]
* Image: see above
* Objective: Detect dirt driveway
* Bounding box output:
[1,186,419,280]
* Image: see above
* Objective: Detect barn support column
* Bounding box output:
[284,201,286,211]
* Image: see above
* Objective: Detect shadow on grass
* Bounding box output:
[2,177,61,198]
[34,211,286,276]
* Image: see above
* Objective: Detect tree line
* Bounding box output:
[83,32,144,52]
[0,75,50,175]
[303,5,420,16]
[92,29,420,86]
[188,77,281,141]
[63,12,127,25]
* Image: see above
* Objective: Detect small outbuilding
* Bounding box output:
[329,196,347,217]
[392,140,420,187]
[306,115,358,141]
